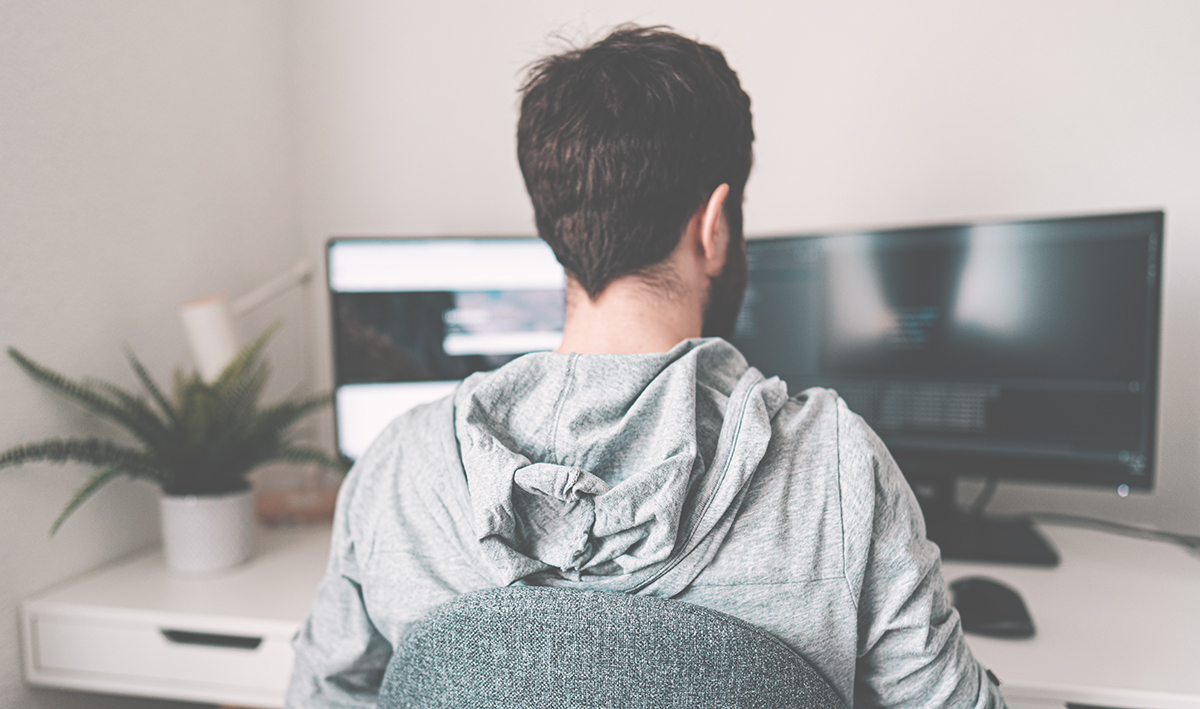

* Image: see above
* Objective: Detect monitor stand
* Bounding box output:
[909,476,1060,567]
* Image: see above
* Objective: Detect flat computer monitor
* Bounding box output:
[327,237,566,461]
[731,211,1164,565]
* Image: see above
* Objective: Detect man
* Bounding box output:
[288,26,1003,708]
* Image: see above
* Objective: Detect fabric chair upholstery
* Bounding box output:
[379,586,844,709]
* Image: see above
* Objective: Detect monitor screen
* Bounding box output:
[327,238,566,461]
[731,211,1163,489]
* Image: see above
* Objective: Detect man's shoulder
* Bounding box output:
[761,385,894,504]
[363,393,454,463]
[749,387,846,501]
[773,386,886,452]
[340,393,458,510]
[767,385,842,437]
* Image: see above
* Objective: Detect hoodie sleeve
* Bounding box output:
[837,401,1005,709]
[286,462,392,708]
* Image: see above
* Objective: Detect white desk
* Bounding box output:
[944,524,1200,709]
[21,525,331,708]
[22,522,1200,708]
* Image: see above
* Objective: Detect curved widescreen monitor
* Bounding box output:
[327,237,566,461]
[731,211,1163,492]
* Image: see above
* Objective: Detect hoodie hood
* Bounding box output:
[454,338,789,596]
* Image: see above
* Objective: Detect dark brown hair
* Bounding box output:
[518,25,754,298]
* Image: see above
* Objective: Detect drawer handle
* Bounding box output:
[161,629,263,650]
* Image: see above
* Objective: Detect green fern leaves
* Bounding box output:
[2,325,347,534]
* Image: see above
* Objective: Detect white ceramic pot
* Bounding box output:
[159,489,256,573]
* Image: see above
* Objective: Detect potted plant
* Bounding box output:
[0,325,346,572]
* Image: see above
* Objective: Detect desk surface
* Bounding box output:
[22,526,332,707]
[27,525,331,638]
[944,523,1200,709]
[24,521,1200,709]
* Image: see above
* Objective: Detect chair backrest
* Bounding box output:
[379,586,845,709]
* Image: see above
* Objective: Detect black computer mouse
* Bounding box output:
[950,576,1035,639]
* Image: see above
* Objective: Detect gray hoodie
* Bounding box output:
[288,338,1004,708]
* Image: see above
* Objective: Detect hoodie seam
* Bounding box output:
[837,397,857,613]
[548,354,578,463]
[629,374,758,594]
[690,577,845,587]
[436,396,495,571]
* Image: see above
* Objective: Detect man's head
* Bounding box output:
[517,26,754,336]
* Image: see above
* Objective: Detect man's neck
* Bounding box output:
[555,277,705,355]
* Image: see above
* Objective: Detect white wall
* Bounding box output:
[0,1,302,707]
[291,0,1200,533]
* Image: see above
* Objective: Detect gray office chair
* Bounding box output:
[379,586,844,709]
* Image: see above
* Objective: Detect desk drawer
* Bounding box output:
[31,613,294,694]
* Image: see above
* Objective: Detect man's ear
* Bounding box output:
[699,183,731,277]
